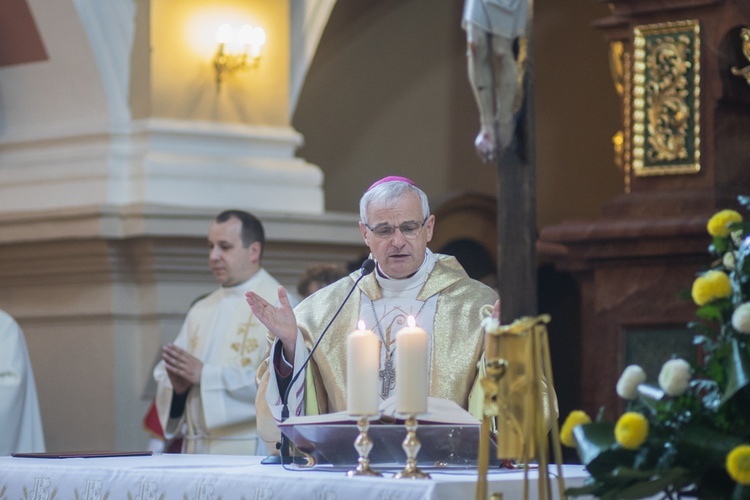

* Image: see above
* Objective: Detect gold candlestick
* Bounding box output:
[346,416,382,477]
[393,415,430,479]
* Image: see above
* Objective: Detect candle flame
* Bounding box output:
[407,315,416,328]
[357,320,366,331]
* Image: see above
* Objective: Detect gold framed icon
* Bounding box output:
[632,19,701,176]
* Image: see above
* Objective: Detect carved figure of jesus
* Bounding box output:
[462,0,528,163]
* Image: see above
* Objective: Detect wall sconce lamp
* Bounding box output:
[213,23,266,91]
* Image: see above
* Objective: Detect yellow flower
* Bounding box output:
[707,209,743,237]
[614,412,649,450]
[560,410,591,447]
[726,444,750,485]
[691,270,732,306]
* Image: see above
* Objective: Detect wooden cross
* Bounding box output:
[495,34,537,322]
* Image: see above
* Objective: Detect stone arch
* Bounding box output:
[430,191,497,282]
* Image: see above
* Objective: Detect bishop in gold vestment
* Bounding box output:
[254,252,498,448]
[247,176,557,453]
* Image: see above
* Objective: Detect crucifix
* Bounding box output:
[378,325,397,398]
[463,0,537,321]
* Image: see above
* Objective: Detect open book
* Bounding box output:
[278,397,488,467]
[279,396,480,427]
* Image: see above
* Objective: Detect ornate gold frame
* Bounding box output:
[730,27,750,85]
[632,19,701,176]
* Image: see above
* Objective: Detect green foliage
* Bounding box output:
[566,197,750,498]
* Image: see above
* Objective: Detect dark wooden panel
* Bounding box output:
[0,0,48,67]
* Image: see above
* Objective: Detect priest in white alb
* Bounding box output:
[153,210,283,455]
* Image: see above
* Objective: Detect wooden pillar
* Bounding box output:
[497,26,538,323]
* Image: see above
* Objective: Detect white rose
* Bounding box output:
[481,317,500,333]
[658,359,691,397]
[616,365,647,400]
[723,251,737,270]
[731,229,744,247]
[731,303,750,334]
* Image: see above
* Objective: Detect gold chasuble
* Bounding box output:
[255,254,500,449]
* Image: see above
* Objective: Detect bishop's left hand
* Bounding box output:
[492,299,501,322]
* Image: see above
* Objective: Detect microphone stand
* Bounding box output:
[276,259,376,465]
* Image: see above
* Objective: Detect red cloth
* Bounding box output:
[143,398,183,453]
[142,399,164,439]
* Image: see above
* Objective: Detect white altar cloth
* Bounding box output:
[0,453,590,499]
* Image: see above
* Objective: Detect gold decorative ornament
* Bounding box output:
[632,20,701,176]
[609,41,625,183]
[609,41,625,97]
[393,415,430,479]
[730,27,750,85]
[476,315,564,500]
[623,49,632,192]
[212,23,266,92]
[346,417,382,477]
[609,40,632,192]
[476,355,507,500]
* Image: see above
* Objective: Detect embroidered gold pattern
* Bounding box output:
[730,27,750,85]
[231,315,260,367]
[370,303,428,398]
[633,20,701,176]
[187,333,200,354]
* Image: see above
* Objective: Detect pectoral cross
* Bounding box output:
[380,357,396,399]
[378,324,397,398]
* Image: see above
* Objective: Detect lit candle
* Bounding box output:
[395,316,428,414]
[347,320,380,416]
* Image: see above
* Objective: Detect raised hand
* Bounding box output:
[246,286,298,360]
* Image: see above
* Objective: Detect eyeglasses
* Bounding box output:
[363,218,427,239]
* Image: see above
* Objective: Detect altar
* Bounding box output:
[0,453,590,499]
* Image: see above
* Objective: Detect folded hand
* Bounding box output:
[162,343,203,395]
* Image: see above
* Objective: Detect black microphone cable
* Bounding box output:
[278,258,376,467]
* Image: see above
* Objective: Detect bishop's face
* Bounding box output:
[359,192,435,279]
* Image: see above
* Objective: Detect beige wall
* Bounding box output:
[129,0,151,120]
[534,0,624,226]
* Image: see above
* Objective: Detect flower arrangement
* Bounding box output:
[564,198,750,499]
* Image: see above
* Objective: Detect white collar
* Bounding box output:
[219,270,260,296]
[374,249,437,294]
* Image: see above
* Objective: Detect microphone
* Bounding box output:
[277,258,376,464]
